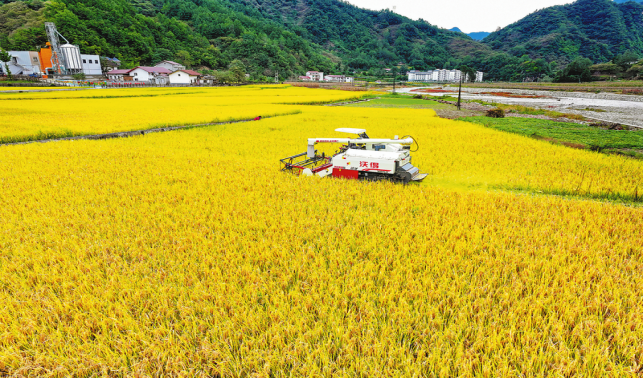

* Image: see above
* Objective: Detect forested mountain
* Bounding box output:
[1,0,642,81]
[225,0,481,70]
[0,0,482,79]
[0,0,339,79]
[484,0,643,64]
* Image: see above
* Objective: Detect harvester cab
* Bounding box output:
[280,128,428,183]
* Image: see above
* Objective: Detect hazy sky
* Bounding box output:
[345,0,573,34]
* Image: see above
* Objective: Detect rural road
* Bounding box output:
[396,86,643,128]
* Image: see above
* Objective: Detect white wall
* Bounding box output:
[130,68,151,82]
[306,71,324,81]
[6,51,41,75]
[81,54,102,75]
[168,71,196,84]
[156,61,185,71]
[107,74,124,81]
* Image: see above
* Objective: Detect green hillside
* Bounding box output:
[1,0,642,81]
[224,0,484,70]
[0,0,486,79]
[484,0,643,64]
[0,0,336,79]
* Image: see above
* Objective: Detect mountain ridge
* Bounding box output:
[0,0,642,81]
[484,0,643,64]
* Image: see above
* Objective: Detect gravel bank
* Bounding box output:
[397,86,643,128]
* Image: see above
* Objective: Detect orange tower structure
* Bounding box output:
[38,43,54,78]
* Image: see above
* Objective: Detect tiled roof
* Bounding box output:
[181,69,202,76]
[158,60,182,66]
[107,69,132,75]
[133,66,172,74]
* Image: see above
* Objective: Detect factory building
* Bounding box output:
[2,46,103,77]
[81,54,102,75]
[3,51,42,75]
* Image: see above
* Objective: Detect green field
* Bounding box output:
[347,97,452,110]
[463,116,643,155]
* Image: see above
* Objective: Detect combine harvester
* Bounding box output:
[280,128,427,183]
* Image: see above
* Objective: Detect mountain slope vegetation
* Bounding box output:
[225,0,483,70]
[0,0,337,78]
[484,0,643,64]
[1,0,642,81]
[0,0,482,78]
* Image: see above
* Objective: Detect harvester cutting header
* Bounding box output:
[280,128,427,183]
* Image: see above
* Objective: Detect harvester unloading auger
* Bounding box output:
[280,128,428,183]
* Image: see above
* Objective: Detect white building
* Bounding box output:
[5,51,41,75]
[129,66,172,83]
[107,69,133,81]
[407,69,483,83]
[81,54,102,75]
[155,60,185,71]
[305,71,324,81]
[325,75,354,83]
[168,69,202,84]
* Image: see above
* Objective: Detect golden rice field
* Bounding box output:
[0,85,368,143]
[1,86,643,377]
[0,87,75,91]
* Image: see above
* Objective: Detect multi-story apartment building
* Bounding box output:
[407,69,483,83]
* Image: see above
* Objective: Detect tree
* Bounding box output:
[213,70,233,84]
[0,47,12,79]
[175,50,194,68]
[229,59,246,83]
[152,48,173,64]
[555,57,593,83]
[459,65,477,82]
[626,64,643,79]
[613,50,640,71]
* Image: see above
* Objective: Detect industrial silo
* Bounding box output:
[60,44,83,73]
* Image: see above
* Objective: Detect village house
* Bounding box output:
[107,68,133,81]
[305,71,324,81]
[168,69,202,84]
[325,75,354,83]
[104,57,121,69]
[155,60,186,71]
[129,66,172,83]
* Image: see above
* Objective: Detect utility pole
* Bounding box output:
[275,71,279,83]
[393,68,396,94]
[457,75,462,110]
